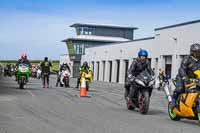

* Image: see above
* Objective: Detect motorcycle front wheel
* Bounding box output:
[139,90,150,114]
[168,103,180,121]
[196,98,200,122]
[19,78,24,89]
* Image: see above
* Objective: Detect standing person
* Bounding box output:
[76,61,91,88]
[40,57,52,88]
[158,68,165,90]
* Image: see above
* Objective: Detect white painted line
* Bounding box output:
[27,90,35,97]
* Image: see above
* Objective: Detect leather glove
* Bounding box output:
[127,74,135,82]
[182,77,190,84]
[195,78,200,87]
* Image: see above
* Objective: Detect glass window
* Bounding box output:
[79,44,82,54]
[82,44,85,54]
[75,43,85,54]
[78,27,95,35]
[76,27,95,35]
[76,27,82,35]
[83,27,88,35]
[75,44,80,54]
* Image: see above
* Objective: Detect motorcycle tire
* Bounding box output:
[168,103,180,121]
[139,91,150,114]
[19,79,24,89]
[64,80,69,88]
[126,98,135,110]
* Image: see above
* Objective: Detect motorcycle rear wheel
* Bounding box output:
[126,98,135,110]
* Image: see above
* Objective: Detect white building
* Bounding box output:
[82,20,200,84]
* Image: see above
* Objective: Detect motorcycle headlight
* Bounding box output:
[135,79,145,86]
[143,76,148,80]
[19,67,27,73]
[148,80,155,86]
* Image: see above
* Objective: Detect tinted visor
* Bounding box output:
[193,51,200,59]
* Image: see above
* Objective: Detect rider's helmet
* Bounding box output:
[83,61,88,68]
[21,53,27,60]
[138,49,148,57]
[32,64,36,68]
[63,61,67,65]
[44,57,48,61]
[190,43,200,59]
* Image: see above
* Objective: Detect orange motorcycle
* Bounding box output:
[168,70,200,121]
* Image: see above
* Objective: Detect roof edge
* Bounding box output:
[62,36,154,43]
[155,19,200,31]
[132,37,155,42]
[70,23,138,30]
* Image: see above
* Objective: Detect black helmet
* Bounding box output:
[44,57,48,61]
[83,61,88,67]
[190,43,200,59]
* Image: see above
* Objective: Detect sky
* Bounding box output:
[0,0,200,60]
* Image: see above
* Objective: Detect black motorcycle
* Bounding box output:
[4,66,12,77]
[125,70,155,114]
[0,65,2,76]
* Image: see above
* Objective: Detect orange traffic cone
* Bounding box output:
[80,77,87,97]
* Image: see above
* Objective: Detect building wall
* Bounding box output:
[154,22,200,77]
[82,39,155,84]
[82,21,200,84]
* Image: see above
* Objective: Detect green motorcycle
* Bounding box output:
[16,64,30,89]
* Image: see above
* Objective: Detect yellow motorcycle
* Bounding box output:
[168,70,200,121]
[80,70,92,91]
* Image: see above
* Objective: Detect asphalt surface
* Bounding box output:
[0,75,199,133]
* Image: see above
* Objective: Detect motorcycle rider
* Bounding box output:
[40,57,52,88]
[16,53,31,67]
[124,49,154,107]
[0,64,2,76]
[171,43,200,107]
[56,61,71,87]
[76,61,92,88]
[15,53,31,81]
[5,64,12,76]
[60,62,71,73]
[11,64,16,76]
[158,68,165,90]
